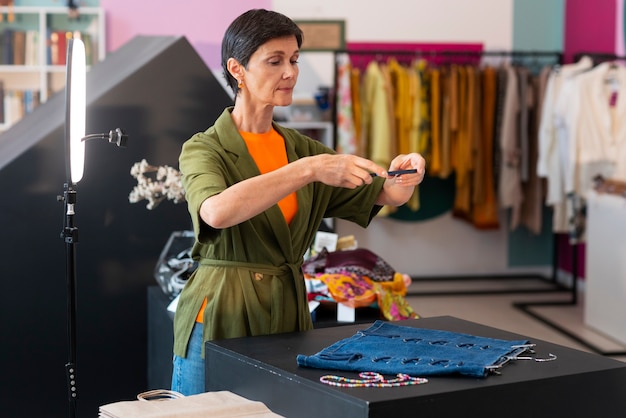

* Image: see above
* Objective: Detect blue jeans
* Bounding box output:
[297,320,529,377]
[171,322,205,395]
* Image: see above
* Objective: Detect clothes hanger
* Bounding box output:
[484,344,557,375]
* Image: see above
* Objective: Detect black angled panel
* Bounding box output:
[0,35,232,417]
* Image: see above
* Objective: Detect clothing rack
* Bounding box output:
[560,49,626,309]
[333,48,563,58]
[328,47,626,354]
[334,48,563,69]
[331,47,564,291]
[331,47,563,158]
[515,50,626,356]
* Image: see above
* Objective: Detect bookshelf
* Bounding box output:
[0,6,105,132]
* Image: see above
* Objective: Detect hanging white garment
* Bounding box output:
[536,56,593,232]
[498,65,522,230]
[566,61,626,197]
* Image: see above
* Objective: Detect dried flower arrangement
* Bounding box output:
[129,159,185,209]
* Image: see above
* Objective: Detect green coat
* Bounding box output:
[174,108,385,357]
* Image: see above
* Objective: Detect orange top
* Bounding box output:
[195,128,298,323]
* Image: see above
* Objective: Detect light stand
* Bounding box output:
[59,37,128,418]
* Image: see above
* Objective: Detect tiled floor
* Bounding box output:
[404,276,626,364]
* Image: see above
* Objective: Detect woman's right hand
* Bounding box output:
[304,154,387,189]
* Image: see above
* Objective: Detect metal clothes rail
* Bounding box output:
[573,51,626,64]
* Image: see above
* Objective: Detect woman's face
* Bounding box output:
[241,35,300,108]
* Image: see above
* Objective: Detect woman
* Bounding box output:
[171,8,426,395]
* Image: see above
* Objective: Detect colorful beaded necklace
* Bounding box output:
[320,372,428,388]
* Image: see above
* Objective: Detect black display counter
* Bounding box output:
[147,286,175,390]
[205,316,626,417]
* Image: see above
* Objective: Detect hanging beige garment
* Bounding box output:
[362,61,394,167]
[498,65,523,230]
[520,67,550,234]
[361,60,395,216]
[380,63,398,165]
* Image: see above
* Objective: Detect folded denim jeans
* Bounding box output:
[297,320,529,377]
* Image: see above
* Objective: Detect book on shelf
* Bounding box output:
[24,30,38,66]
[1,88,41,128]
[0,28,95,66]
[12,30,25,65]
[48,30,75,66]
[0,29,38,66]
[1,28,13,65]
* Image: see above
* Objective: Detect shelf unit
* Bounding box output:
[0,6,105,131]
[281,120,334,149]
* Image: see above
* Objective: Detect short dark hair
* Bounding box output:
[221,9,303,94]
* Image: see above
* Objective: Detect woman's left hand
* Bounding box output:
[375,153,426,207]
[386,153,426,187]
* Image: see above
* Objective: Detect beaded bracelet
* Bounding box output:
[320,372,428,388]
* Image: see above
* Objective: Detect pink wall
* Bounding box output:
[98,1,624,78]
[564,0,617,63]
[617,0,625,55]
[100,0,270,69]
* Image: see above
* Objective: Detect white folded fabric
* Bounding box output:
[99,390,283,418]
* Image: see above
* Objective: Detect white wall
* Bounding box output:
[275,0,514,94]
[272,0,554,277]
